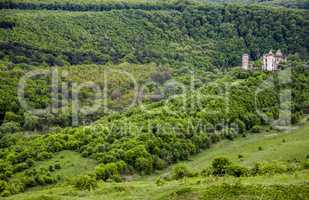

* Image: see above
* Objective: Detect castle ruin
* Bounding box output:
[242,50,286,71]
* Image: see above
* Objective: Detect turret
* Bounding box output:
[276,49,283,57]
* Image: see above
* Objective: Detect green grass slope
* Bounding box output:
[138,120,309,181]
[5,122,309,200]
[167,123,309,171]
[25,151,97,181]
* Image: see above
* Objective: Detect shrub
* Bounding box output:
[211,157,232,176]
[0,162,13,180]
[0,122,21,135]
[227,165,249,177]
[95,161,126,181]
[172,164,192,180]
[37,152,53,161]
[155,177,165,186]
[201,167,213,177]
[150,71,171,84]
[135,157,153,175]
[258,146,263,151]
[48,165,54,172]
[251,161,287,175]
[72,175,97,191]
[54,163,61,170]
[222,128,237,140]
[0,180,7,193]
[95,163,118,181]
[13,162,29,173]
[106,175,123,183]
[251,125,262,133]
[5,179,25,195]
[232,119,246,134]
[153,157,167,170]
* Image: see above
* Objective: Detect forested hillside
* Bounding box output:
[1,4,308,68]
[0,0,309,199]
[205,0,309,9]
[1,57,309,196]
[1,2,308,132]
[1,0,308,10]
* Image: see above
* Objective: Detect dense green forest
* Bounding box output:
[0,0,309,199]
[1,0,308,10]
[0,3,308,132]
[1,4,308,67]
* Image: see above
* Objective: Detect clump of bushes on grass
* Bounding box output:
[0,167,59,197]
[172,164,196,180]
[211,157,232,176]
[251,161,288,175]
[251,125,262,133]
[72,175,97,191]
[95,161,126,182]
[200,157,306,179]
[204,157,249,177]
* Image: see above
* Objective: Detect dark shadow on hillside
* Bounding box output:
[0,112,4,126]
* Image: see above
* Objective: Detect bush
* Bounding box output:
[153,157,167,170]
[227,165,249,177]
[95,163,117,181]
[95,161,126,181]
[5,179,25,195]
[13,162,29,173]
[106,175,123,183]
[0,180,7,193]
[72,175,97,191]
[135,157,153,175]
[155,177,165,186]
[222,128,237,140]
[211,157,232,176]
[232,119,246,134]
[0,122,21,135]
[251,161,287,175]
[48,165,54,172]
[201,167,213,177]
[54,163,61,170]
[251,125,262,133]
[172,164,192,180]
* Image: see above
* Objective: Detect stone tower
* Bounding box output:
[242,54,249,70]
